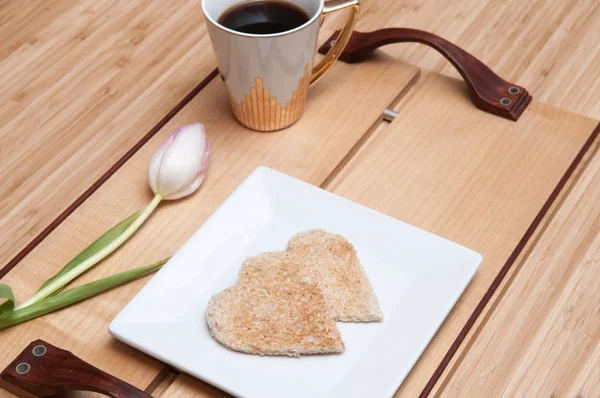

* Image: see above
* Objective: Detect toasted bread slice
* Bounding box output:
[240,234,383,322]
[206,266,344,357]
[287,230,383,322]
[239,251,304,286]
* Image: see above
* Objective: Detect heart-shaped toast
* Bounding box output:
[206,261,344,357]
[241,230,383,322]
[207,230,382,356]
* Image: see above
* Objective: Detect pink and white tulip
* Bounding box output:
[148,123,210,200]
[11,124,211,315]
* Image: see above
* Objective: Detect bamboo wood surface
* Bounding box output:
[0,53,419,394]
[322,75,598,397]
[1,0,600,397]
[438,141,600,397]
[0,0,215,273]
[422,125,600,398]
[155,374,229,398]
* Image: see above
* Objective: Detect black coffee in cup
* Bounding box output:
[218,1,310,35]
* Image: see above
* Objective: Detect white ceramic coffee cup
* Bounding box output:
[201,0,360,131]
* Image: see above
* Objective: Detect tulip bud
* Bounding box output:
[148,123,210,200]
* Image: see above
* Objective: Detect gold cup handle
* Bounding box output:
[310,0,360,85]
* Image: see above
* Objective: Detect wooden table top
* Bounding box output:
[1,0,598,397]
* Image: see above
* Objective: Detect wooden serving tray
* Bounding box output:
[154,59,598,396]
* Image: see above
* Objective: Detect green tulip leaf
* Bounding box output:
[0,258,169,330]
[0,283,15,320]
[35,210,143,296]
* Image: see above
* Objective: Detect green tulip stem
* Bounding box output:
[16,193,163,310]
[0,258,169,330]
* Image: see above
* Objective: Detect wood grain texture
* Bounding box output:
[0,68,219,281]
[154,374,231,398]
[0,0,216,273]
[143,367,178,396]
[323,74,598,397]
[2,0,599,397]
[0,54,419,392]
[437,144,600,397]
[424,124,600,397]
[337,0,600,119]
[0,0,79,59]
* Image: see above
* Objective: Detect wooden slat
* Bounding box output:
[424,124,600,397]
[564,342,600,398]
[0,55,419,390]
[160,74,598,397]
[322,74,598,397]
[438,144,600,397]
[333,0,600,118]
[0,0,216,272]
[422,126,600,398]
[144,368,180,398]
[0,0,80,58]
[155,374,229,398]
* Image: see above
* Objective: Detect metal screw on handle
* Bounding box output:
[32,345,47,357]
[2,340,154,398]
[15,362,30,375]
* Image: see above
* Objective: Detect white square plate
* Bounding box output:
[110,167,481,398]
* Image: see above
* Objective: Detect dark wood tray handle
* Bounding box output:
[319,29,532,121]
[0,340,152,397]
